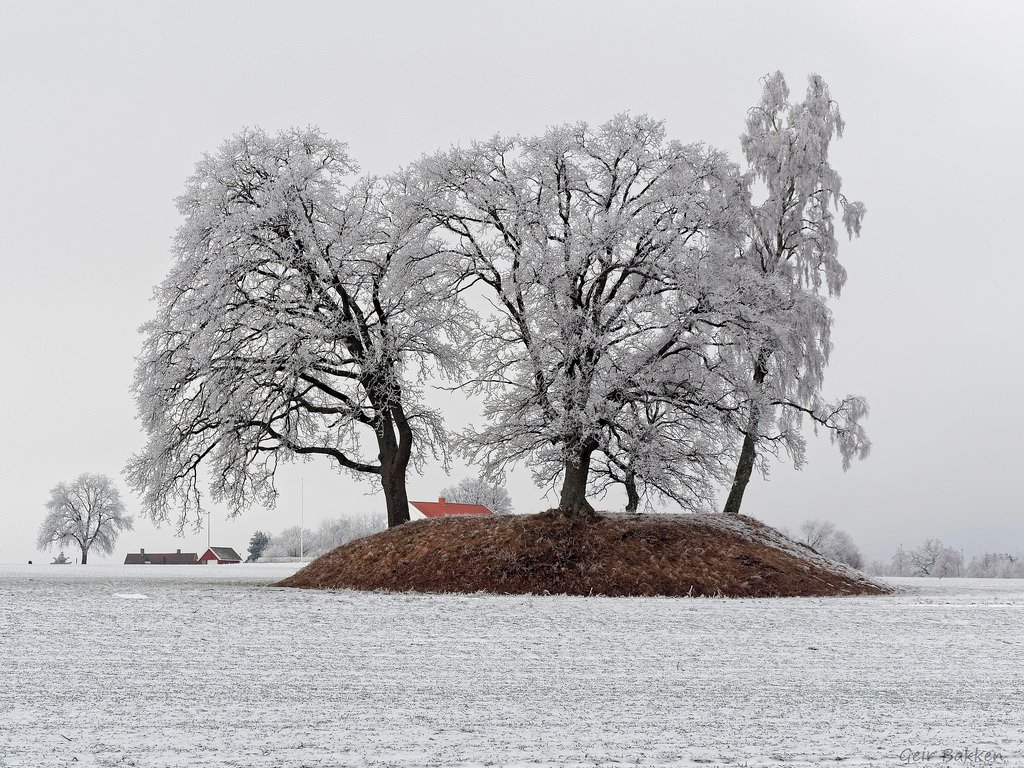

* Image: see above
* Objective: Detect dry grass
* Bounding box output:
[277,510,891,598]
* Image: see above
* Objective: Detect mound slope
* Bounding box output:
[278,511,890,598]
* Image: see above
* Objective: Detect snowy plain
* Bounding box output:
[0,565,1021,768]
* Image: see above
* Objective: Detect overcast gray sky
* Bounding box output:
[2,0,1021,565]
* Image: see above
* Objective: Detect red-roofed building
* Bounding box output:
[409,497,493,520]
[199,546,242,564]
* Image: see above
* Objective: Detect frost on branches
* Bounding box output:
[721,72,870,516]
[37,474,134,565]
[129,72,870,527]
[410,115,763,517]
[127,128,464,530]
[439,476,514,515]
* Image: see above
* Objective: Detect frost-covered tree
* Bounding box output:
[36,474,134,565]
[889,545,911,577]
[412,115,751,517]
[127,127,464,530]
[262,513,384,558]
[439,476,514,515]
[313,517,354,553]
[246,530,270,562]
[794,519,863,569]
[907,539,962,577]
[722,72,870,516]
[262,526,313,559]
[587,399,736,513]
[966,552,1024,578]
[315,512,385,550]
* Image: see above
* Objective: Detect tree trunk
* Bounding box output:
[723,359,769,516]
[80,545,89,565]
[624,470,639,514]
[380,461,410,529]
[557,438,598,518]
[374,399,413,529]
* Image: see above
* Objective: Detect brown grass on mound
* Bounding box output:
[277,510,891,598]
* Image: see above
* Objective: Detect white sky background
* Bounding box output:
[1,1,1022,565]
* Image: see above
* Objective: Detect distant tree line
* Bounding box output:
[786,524,1024,580]
[247,511,386,561]
[962,552,1024,579]
[245,476,512,561]
[867,542,1024,578]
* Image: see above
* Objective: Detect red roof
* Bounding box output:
[410,498,493,518]
[199,547,242,562]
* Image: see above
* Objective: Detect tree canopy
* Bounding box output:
[37,474,134,565]
[409,114,762,515]
[128,128,464,530]
[129,72,869,527]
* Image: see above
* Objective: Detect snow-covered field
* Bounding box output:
[1,565,1021,767]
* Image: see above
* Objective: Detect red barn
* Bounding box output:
[199,546,242,564]
[408,497,493,521]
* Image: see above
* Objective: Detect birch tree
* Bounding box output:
[37,474,134,565]
[127,127,463,530]
[412,115,750,517]
[722,72,870,516]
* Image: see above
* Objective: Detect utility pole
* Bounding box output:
[207,510,211,550]
[300,477,305,559]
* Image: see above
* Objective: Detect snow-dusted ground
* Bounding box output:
[1,566,1021,767]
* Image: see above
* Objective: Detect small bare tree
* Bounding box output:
[888,546,910,576]
[37,474,134,565]
[908,539,962,577]
[794,519,863,569]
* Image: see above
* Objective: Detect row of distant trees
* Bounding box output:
[245,476,513,561]
[867,540,964,578]
[865,542,1024,578]
[245,513,385,561]
[787,521,1024,579]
